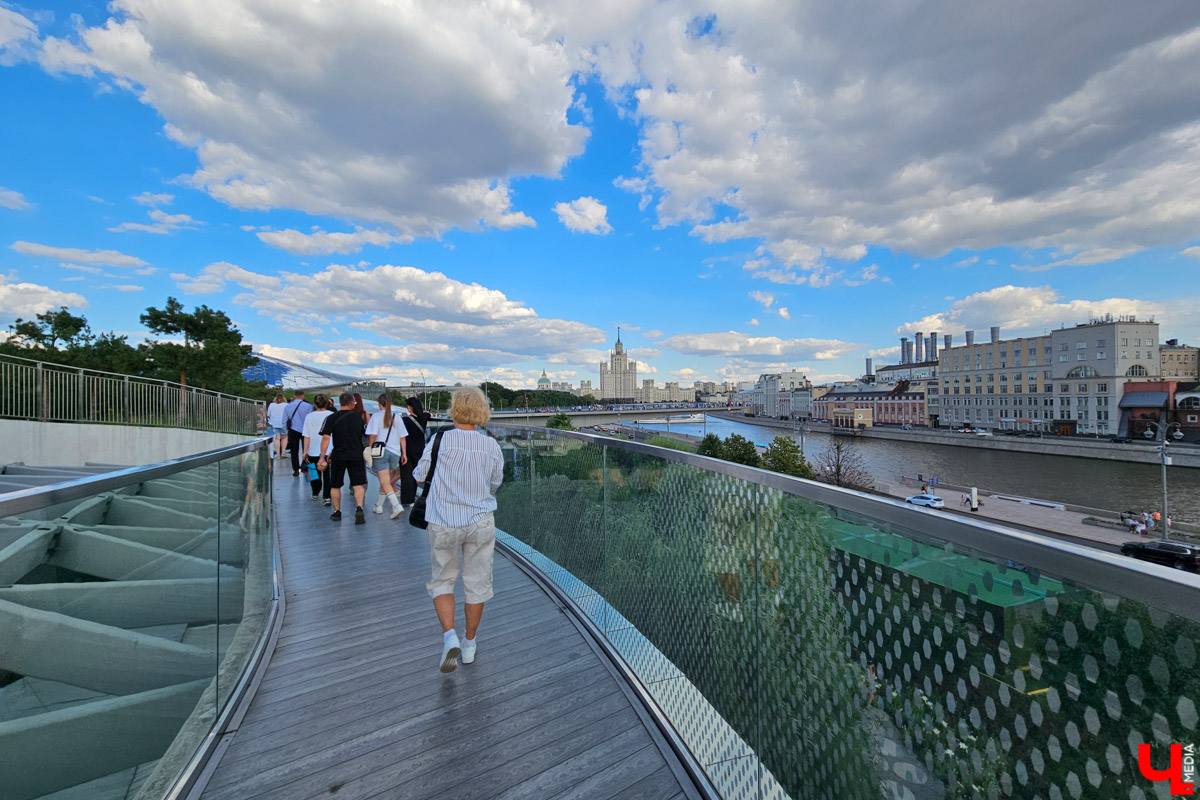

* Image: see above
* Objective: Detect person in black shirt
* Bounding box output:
[397,396,430,505]
[318,392,369,524]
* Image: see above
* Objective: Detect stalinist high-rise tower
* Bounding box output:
[599,328,638,401]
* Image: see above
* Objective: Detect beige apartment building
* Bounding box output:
[1161,339,1199,379]
[938,317,1161,435]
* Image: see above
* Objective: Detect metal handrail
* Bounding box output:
[0,436,270,518]
[489,422,1200,622]
[0,352,264,435]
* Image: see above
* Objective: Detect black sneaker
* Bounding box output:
[330,510,342,521]
[354,507,366,525]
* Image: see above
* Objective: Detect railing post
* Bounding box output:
[36,363,45,421]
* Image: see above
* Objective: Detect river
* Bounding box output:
[631,416,1200,522]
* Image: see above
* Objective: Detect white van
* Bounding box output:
[972,429,994,437]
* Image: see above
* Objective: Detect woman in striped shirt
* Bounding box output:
[415,386,504,673]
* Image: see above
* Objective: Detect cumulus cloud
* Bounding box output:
[174,260,605,368]
[896,285,1198,341]
[0,187,29,210]
[0,6,37,65]
[109,208,203,234]
[561,3,1200,272]
[1182,246,1200,258]
[553,196,612,234]
[777,306,790,321]
[660,331,860,361]
[40,1,584,236]
[748,290,774,309]
[256,227,413,255]
[11,241,148,268]
[645,329,662,339]
[0,275,87,320]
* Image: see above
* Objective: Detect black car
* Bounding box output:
[1109,436,1131,444]
[1120,541,1200,572]
[1021,431,1043,438]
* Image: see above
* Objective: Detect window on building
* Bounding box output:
[1097,383,1108,393]
[1059,384,1070,393]
[1059,355,1069,362]
[1121,338,1128,346]
[1076,342,1087,349]
[1126,364,1149,377]
[1060,343,1069,351]
[1097,339,1107,347]
[1134,338,1141,346]
[1078,384,1088,393]
[1097,351,1106,359]
[1066,366,1098,378]
[1121,351,1128,360]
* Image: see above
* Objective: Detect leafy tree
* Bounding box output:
[545,412,575,430]
[140,297,257,391]
[813,440,873,490]
[720,433,761,467]
[9,307,91,349]
[762,435,813,479]
[696,433,724,459]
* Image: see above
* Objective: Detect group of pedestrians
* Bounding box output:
[267,387,502,673]
[1123,509,1170,535]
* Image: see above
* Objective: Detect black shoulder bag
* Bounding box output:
[408,430,445,530]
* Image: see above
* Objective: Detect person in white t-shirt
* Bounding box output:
[301,394,335,503]
[266,393,288,459]
[366,393,407,519]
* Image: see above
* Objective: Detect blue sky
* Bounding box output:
[2,1,1199,389]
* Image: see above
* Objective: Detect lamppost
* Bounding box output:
[1143,421,1183,540]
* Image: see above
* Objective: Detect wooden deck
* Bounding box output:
[196,468,692,800]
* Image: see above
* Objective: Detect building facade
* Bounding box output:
[937,317,1161,435]
[598,330,638,401]
[1161,340,1199,379]
[812,382,925,428]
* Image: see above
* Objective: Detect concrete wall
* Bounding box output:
[1,420,255,468]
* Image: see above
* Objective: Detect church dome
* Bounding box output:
[537,370,551,387]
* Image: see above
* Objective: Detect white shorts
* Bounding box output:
[426,514,496,604]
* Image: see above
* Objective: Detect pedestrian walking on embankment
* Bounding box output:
[397,396,429,505]
[283,390,314,477]
[266,393,288,459]
[301,394,333,503]
[416,387,504,674]
[367,393,407,519]
[318,393,369,525]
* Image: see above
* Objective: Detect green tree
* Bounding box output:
[545,412,575,430]
[646,435,694,452]
[762,435,812,479]
[721,433,761,467]
[813,440,873,490]
[140,297,257,391]
[9,307,91,349]
[696,433,723,459]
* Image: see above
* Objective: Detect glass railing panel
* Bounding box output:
[527,431,606,620]
[598,446,761,792]
[492,426,534,559]
[215,447,274,716]
[0,461,223,800]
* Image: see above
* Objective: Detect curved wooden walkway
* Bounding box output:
[195,469,692,800]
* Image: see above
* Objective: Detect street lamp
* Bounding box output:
[1143,421,1184,540]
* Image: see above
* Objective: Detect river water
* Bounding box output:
[632,416,1200,522]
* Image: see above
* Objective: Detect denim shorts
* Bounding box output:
[269,425,287,436]
[372,450,401,472]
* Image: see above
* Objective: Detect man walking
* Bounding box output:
[284,390,314,477]
[318,393,369,525]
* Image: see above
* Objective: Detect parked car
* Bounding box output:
[1120,541,1200,572]
[1021,431,1043,438]
[905,494,945,509]
[1002,430,1022,436]
[971,429,994,437]
[1109,436,1132,444]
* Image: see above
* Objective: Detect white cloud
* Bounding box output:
[172,261,282,295]
[109,209,202,234]
[133,191,173,206]
[553,196,612,234]
[645,329,662,339]
[897,285,1199,342]
[41,2,585,237]
[0,275,87,320]
[660,331,860,361]
[0,6,38,66]
[748,290,774,309]
[256,227,412,255]
[11,241,148,268]
[562,4,1200,271]
[0,187,29,210]
[952,256,980,268]
[867,346,902,359]
[62,264,103,274]
[747,318,759,326]
[1184,246,1200,258]
[777,306,790,321]
[94,284,145,292]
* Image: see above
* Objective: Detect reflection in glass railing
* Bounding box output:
[0,444,273,800]
[491,425,1200,800]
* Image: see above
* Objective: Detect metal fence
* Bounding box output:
[0,353,263,435]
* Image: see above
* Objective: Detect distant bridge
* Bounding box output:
[489,408,718,427]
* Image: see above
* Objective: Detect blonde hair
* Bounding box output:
[273,393,285,403]
[450,386,491,426]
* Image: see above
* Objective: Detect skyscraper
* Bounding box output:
[599,328,638,401]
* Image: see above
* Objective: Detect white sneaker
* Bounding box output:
[390,506,403,520]
[462,639,476,664]
[439,637,461,673]
[372,501,384,514]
